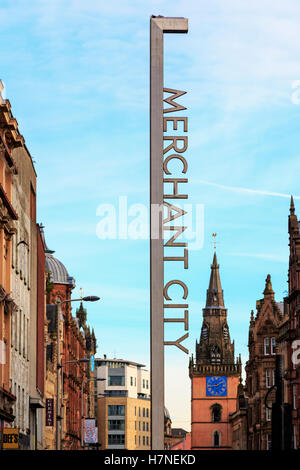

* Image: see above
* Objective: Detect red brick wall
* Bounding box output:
[48,282,87,449]
[191,375,239,449]
[171,433,191,450]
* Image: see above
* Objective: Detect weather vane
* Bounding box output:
[77,287,84,301]
[212,233,217,251]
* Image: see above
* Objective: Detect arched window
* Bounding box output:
[202,323,209,340]
[223,324,229,341]
[271,337,276,355]
[264,337,270,355]
[213,431,221,447]
[211,404,222,423]
[210,345,221,363]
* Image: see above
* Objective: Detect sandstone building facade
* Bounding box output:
[278,198,300,449]
[96,357,150,450]
[0,85,45,449]
[0,86,21,442]
[244,275,286,450]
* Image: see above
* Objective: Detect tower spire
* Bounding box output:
[290,195,295,215]
[206,251,224,307]
[195,250,236,366]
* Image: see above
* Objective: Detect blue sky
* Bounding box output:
[1,0,300,430]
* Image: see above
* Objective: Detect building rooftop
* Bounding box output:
[45,252,75,286]
[40,224,75,287]
[96,357,147,369]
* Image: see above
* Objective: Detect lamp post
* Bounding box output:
[55,295,100,450]
[57,357,89,450]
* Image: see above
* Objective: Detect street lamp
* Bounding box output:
[56,357,90,451]
[55,295,100,450]
[61,296,100,304]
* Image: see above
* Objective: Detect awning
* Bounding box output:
[29,397,45,409]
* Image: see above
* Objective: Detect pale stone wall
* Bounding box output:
[44,368,56,450]
[10,146,33,445]
[96,359,151,450]
[97,396,150,450]
[10,146,42,449]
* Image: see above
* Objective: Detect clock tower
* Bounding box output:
[189,252,241,449]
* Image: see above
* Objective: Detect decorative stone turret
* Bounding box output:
[76,301,87,329]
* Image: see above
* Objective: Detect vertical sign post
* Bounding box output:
[46,398,54,426]
[150,16,188,450]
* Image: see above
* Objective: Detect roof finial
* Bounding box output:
[263,274,274,295]
[290,195,295,215]
[78,287,84,301]
[212,233,217,251]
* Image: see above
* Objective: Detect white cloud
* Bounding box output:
[228,252,287,263]
[197,180,300,199]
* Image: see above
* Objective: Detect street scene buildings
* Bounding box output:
[1,76,300,452]
[0,9,300,452]
[188,200,300,450]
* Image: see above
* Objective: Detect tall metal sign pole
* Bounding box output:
[150,16,188,450]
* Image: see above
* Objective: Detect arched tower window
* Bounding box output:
[201,323,209,340]
[211,404,222,423]
[213,431,221,447]
[210,345,221,363]
[223,323,229,341]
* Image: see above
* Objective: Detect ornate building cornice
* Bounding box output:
[189,361,242,378]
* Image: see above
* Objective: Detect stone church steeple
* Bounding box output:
[195,252,236,366]
[189,250,242,450]
[206,252,224,307]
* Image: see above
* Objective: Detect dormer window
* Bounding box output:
[271,337,276,355]
[264,337,276,355]
[264,337,270,355]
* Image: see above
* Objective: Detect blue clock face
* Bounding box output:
[206,376,227,396]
